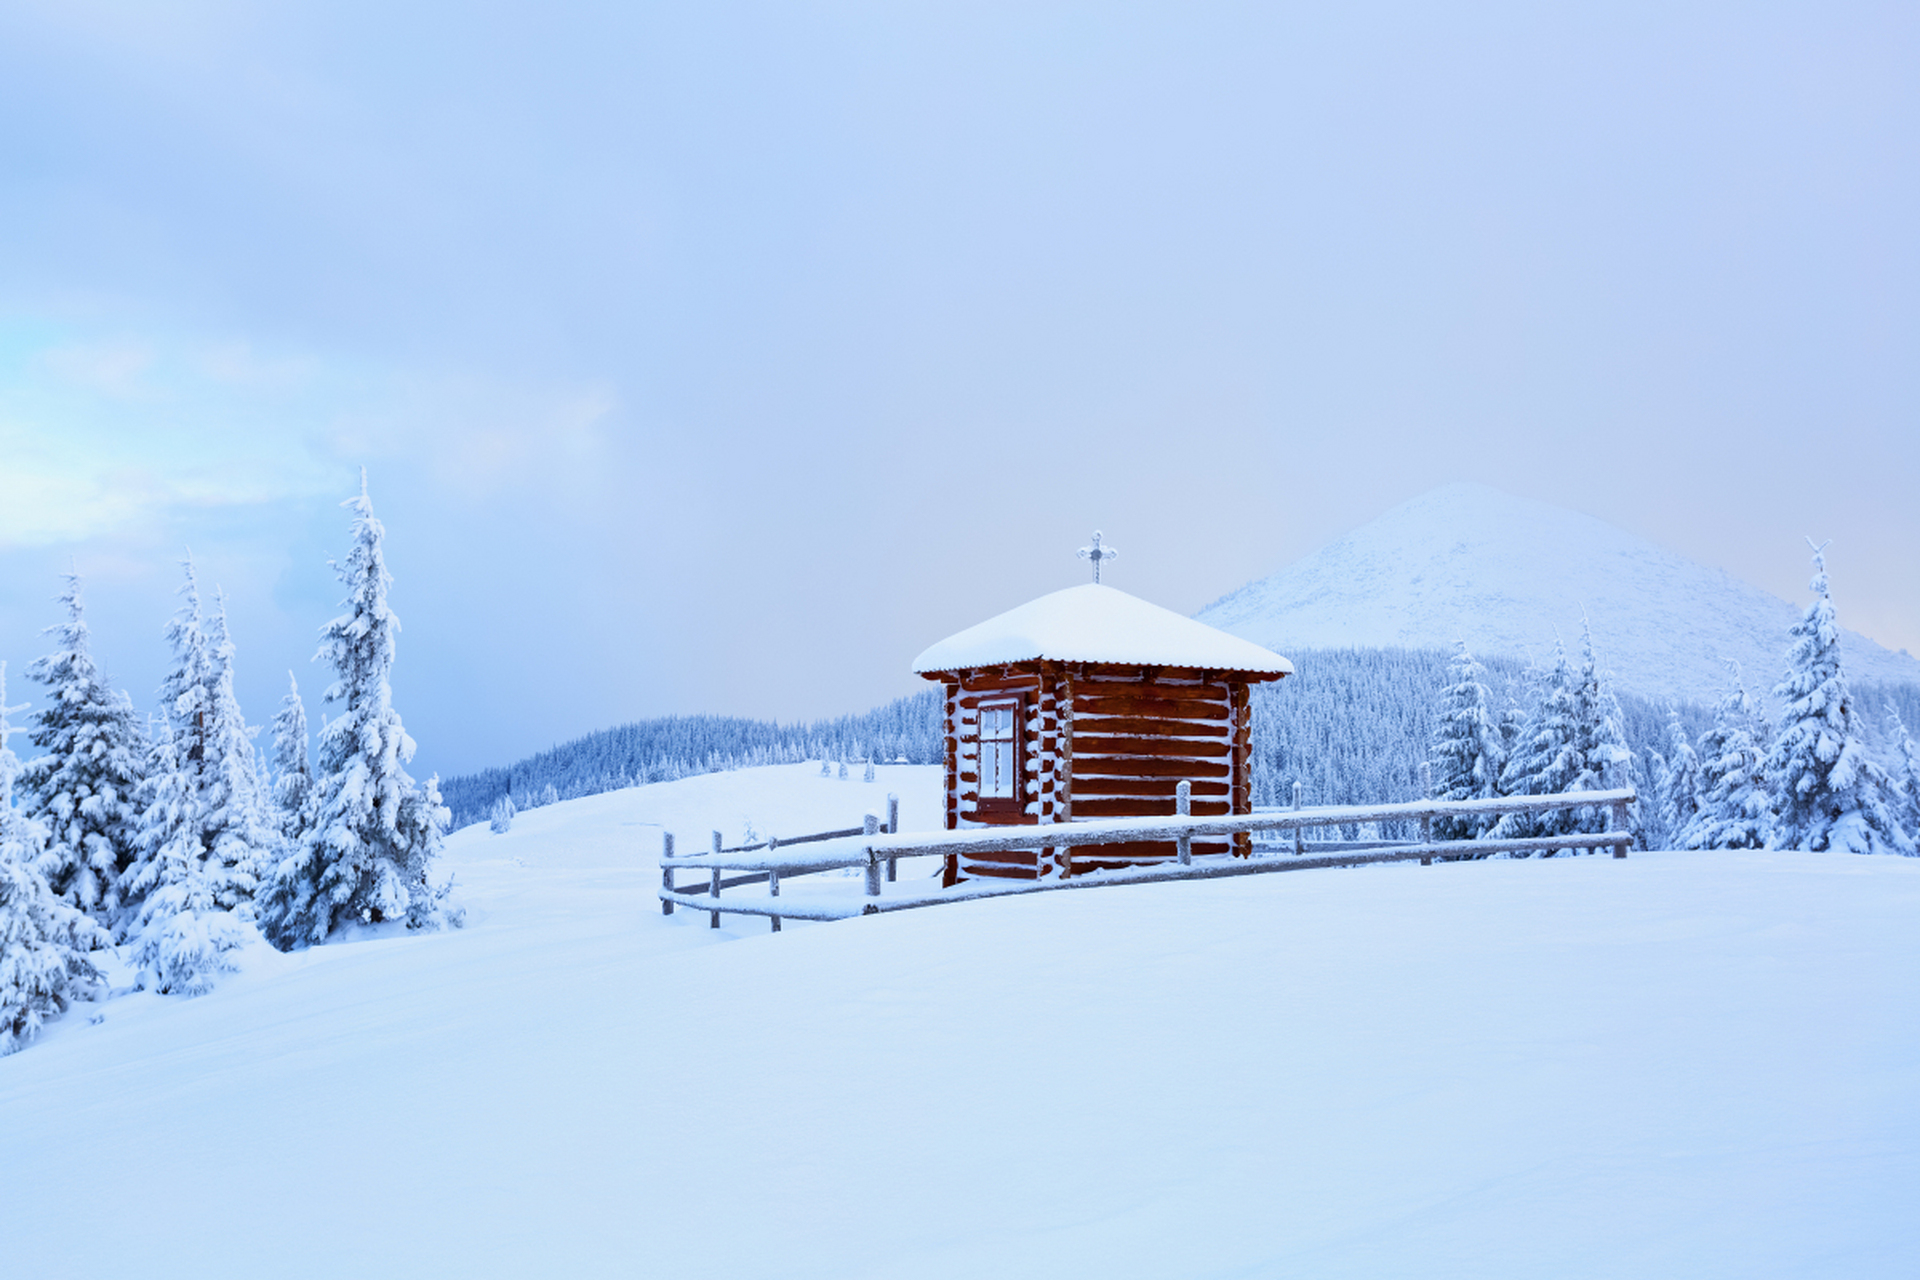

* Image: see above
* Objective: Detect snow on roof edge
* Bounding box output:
[910,584,1294,677]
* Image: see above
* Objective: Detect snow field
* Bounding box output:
[2,763,1916,1278]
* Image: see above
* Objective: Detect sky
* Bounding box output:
[1,1,1915,780]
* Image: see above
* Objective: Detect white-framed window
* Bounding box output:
[978,698,1021,803]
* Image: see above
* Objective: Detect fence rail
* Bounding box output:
[659,787,1638,930]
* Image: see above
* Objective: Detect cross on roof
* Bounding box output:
[1077,530,1118,584]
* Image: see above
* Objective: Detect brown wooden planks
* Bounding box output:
[1072,736,1231,759]
[1075,692,1227,715]
[1073,757,1232,780]
[1072,797,1232,819]
[1071,715,1230,739]
[1077,681,1225,701]
[1069,777,1231,799]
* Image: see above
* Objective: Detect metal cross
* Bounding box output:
[1077,530,1118,583]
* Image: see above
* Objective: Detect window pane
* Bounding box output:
[984,741,1013,797]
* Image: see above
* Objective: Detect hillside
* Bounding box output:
[1199,483,1920,708]
[2,765,1916,1278]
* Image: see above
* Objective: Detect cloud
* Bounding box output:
[0,316,627,548]
[38,339,157,398]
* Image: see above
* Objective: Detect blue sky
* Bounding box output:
[2,1,1915,778]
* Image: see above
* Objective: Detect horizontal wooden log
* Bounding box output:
[1073,736,1231,759]
[1077,666,1216,684]
[1070,777,1231,799]
[657,890,860,922]
[959,673,1042,695]
[1070,840,1229,864]
[962,807,1038,825]
[962,863,1042,881]
[1074,797,1232,819]
[1071,715,1230,739]
[1076,691,1227,714]
[1073,758,1233,780]
[965,847,1040,866]
[858,833,1627,915]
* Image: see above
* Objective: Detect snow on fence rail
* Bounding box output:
[659,787,1637,930]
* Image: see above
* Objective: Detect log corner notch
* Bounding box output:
[906,581,1291,883]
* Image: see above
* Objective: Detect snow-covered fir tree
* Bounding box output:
[195,591,273,907]
[257,475,461,949]
[0,662,108,1055]
[1568,621,1637,799]
[270,671,313,841]
[1678,664,1773,850]
[18,574,146,920]
[1428,641,1504,839]
[159,555,213,775]
[1489,625,1633,847]
[1491,642,1580,841]
[1764,542,1911,855]
[119,719,254,994]
[1650,705,1702,851]
[1884,700,1920,845]
[489,794,515,834]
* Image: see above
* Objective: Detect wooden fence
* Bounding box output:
[658,786,1637,930]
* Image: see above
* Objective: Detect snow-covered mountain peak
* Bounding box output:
[1197,483,1919,707]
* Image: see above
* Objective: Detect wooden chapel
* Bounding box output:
[910,539,1293,882]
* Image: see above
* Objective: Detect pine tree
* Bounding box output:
[257,474,462,949]
[1568,620,1637,799]
[1679,664,1773,850]
[18,574,146,919]
[0,662,108,1055]
[1428,641,1504,839]
[120,720,254,994]
[195,592,270,906]
[1880,700,1920,848]
[270,672,313,841]
[1764,542,1911,855]
[489,794,515,834]
[159,555,214,778]
[1491,641,1581,842]
[1651,705,1702,850]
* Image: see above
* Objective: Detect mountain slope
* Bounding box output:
[1199,483,1920,707]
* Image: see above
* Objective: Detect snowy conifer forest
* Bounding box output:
[0,478,461,1054]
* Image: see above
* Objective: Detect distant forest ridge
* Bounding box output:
[439,692,942,829]
[441,648,1920,834]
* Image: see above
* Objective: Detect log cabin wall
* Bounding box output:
[939,661,1257,881]
[1065,664,1238,873]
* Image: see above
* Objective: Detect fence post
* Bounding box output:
[710,830,723,929]
[864,812,883,897]
[661,831,675,915]
[1176,780,1192,866]
[1292,781,1305,856]
[1612,800,1630,858]
[768,860,782,933]
[886,793,900,882]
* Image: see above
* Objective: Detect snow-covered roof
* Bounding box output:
[911,584,1294,677]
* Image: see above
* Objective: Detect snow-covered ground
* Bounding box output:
[3,762,1916,1278]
